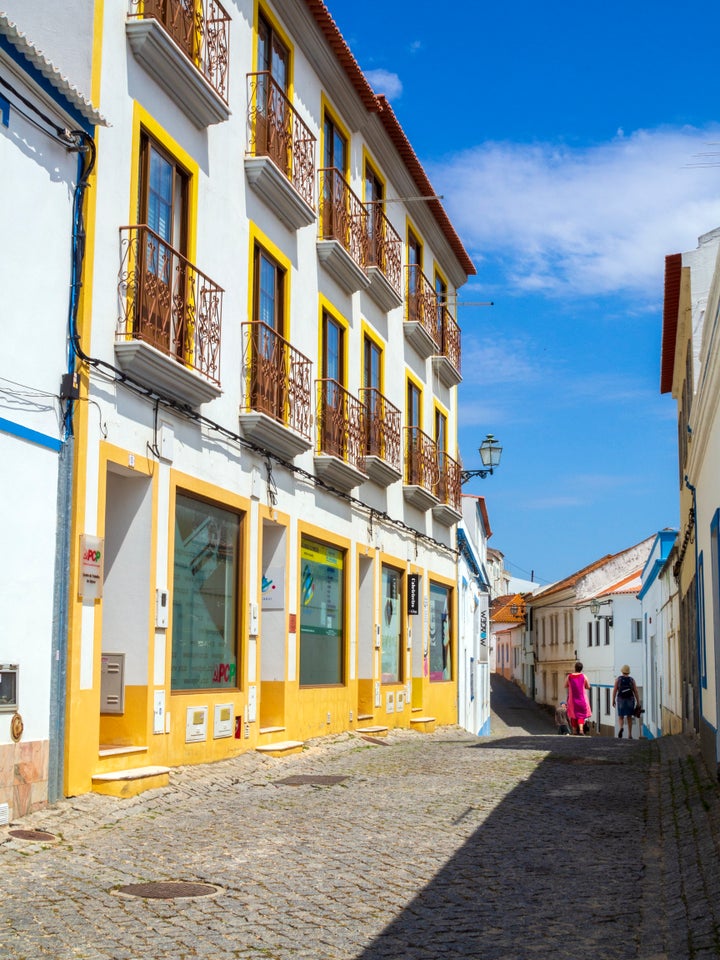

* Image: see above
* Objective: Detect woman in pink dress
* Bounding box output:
[565,661,591,735]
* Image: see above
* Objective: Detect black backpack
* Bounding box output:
[618,675,634,698]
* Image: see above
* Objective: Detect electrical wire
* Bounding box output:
[64,137,457,560]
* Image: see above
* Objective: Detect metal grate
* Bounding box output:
[116,881,221,900]
[8,829,57,841]
[276,775,348,786]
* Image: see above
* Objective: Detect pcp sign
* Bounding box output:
[79,535,104,601]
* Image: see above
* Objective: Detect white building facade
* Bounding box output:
[0,13,105,819]
[1,0,476,801]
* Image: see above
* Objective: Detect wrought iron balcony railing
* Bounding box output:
[438,306,461,374]
[319,168,369,272]
[367,205,402,297]
[436,451,462,513]
[128,0,231,102]
[316,379,366,470]
[241,321,312,442]
[404,425,439,492]
[246,72,316,210]
[117,224,223,385]
[405,264,440,348]
[359,387,401,474]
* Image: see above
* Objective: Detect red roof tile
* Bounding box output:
[303,1,475,278]
[661,253,682,394]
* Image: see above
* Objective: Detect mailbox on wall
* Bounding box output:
[0,665,18,713]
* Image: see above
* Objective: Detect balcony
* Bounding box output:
[126,0,231,128]
[433,452,462,525]
[317,168,370,294]
[115,225,223,408]
[245,72,316,230]
[365,207,403,312]
[238,322,313,460]
[432,307,462,388]
[359,388,401,486]
[403,426,439,511]
[405,265,440,359]
[314,379,368,491]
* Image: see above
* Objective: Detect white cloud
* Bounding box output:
[429,125,720,299]
[364,69,403,101]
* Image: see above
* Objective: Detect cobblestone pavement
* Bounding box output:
[3,678,720,960]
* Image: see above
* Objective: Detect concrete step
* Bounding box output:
[356,725,389,736]
[255,740,304,757]
[409,716,436,733]
[91,765,170,798]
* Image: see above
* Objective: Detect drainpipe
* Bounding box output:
[48,133,95,803]
[684,475,702,730]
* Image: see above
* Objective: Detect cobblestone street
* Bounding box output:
[3,678,720,960]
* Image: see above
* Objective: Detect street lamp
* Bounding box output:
[590,598,613,626]
[460,434,503,483]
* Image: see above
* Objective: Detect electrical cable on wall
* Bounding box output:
[64,133,457,560]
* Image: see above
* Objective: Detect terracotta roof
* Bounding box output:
[592,569,643,599]
[531,554,617,601]
[661,253,682,394]
[375,96,476,276]
[490,593,526,624]
[303,1,475,278]
[302,0,379,112]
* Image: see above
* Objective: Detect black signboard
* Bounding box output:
[408,574,420,615]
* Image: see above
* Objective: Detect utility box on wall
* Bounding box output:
[100,653,125,714]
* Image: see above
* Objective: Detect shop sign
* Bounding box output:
[408,574,420,615]
[79,535,104,600]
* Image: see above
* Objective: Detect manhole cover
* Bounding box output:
[115,881,222,900]
[277,774,347,786]
[8,830,57,842]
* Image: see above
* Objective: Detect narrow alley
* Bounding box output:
[2,679,720,960]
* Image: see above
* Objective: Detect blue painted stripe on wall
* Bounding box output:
[0,416,62,452]
[0,33,94,134]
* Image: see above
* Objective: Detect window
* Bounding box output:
[594,620,600,645]
[365,162,384,264]
[435,272,447,344]
[137,133,189,354]
[631,619,643,642]
[604,618,611,645]
[407,380,421,429]
[364,335,381,392]
[322,112,348,238]
[253,245,285,333]
[171,494,241,691]
[587,622,592,647]
[381,565,402,683]
[429,582,451,681]
[250,244,287,418]
[299,537,344,685]
[435,409,447,454]
[258,12,289,89]
[407,229,422,300]
[255,13,290,171]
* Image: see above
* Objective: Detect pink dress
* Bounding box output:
[566,673,590,723]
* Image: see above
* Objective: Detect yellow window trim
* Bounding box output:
[405,368,424,431]
[360,320,385,392]
[362,148,386,206]
[320,95,351,179]
[406,219,423,268]
[253,1,295,99]
[129,103,200,264]
[318,294,350,382]
[248,221,293,336]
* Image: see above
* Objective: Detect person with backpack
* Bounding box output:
[612,664,640,738]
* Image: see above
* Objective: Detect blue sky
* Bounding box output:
[330,0,720,585]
